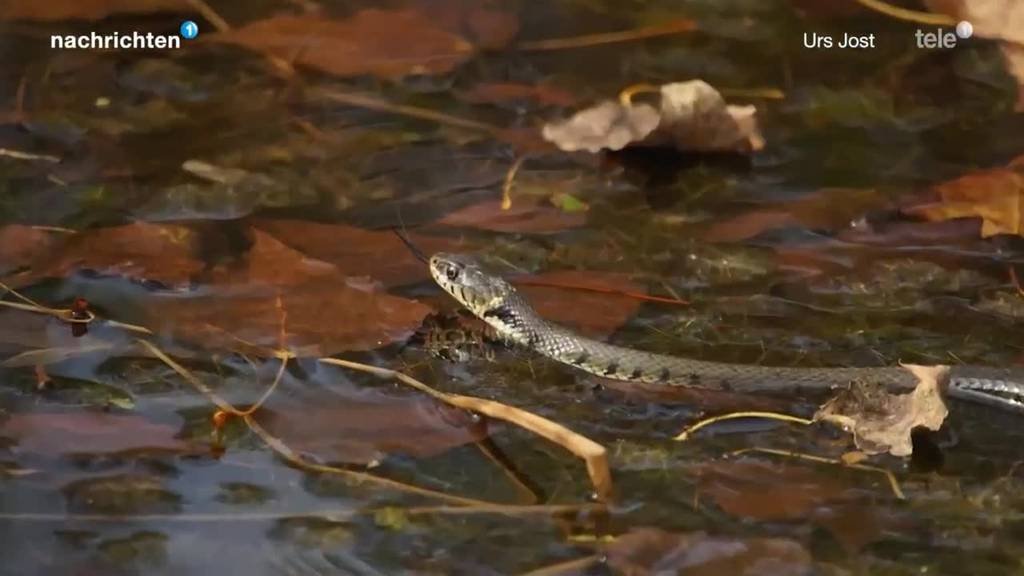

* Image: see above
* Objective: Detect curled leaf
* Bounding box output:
[815,364,950,457]
[542,80,764,154]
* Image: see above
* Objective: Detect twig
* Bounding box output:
[855,0,956,25]
[318,357,614,502]
[314,88,503,135]
[675,411,813,441]
[519,555,602,576]
[183,0,232,32]
[518,19,696,52]
[0,148,60,163]
[501,155,527,210]
[512,277,689,306]
[729,447,905,499]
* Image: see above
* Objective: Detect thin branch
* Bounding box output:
[518,19,696,52]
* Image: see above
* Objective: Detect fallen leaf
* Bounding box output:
[147,281,431,357]
[420,0,519,50]
[208,227,339,287]
[1,412,189,455]
[697,459,887,552]
[815,364,950,457]
[605,528,812,576]
[254,388,486,465]
[0,0,185,20]
[542,80,764,154]
[437,198,585,234]
[211,10,475,79]
[13,221,203,288]
[516,270,645,338]
[902,166,1024,237]
[698,460,848,521]
[457,82,577,108]
[0,225,59,275]
[251,219,467,287]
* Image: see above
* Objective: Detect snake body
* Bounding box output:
[429,253,1024,411]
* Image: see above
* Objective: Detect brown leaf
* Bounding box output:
[815,364,950,457]
[15,222,203,287]
[1,412,189,455]
[208,227,339,287]
[697,460,848,521]
[697,459,887,552]
[211,10,475,79]
[0,0,185,20]
[254,389,486,465]
[437,198,585,234]
[605,528,811,576]
[902,167,1024,237]
[420,0,519,50]
[148,279,431,357]
[251,219,467,287]
[516,270,644,338]
[0,225,58,275]
[542,80,764,154]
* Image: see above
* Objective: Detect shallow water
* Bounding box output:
[2,1,1024,574]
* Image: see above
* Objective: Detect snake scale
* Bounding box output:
[429,253,1024,412]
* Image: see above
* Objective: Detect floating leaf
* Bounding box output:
[542,80,764,154]
[211,10,475,79]
[815,364,950,457]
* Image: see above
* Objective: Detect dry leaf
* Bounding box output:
[815,364,950,457]
[605,528,812,576]
[0,0,185,20]
[211,10,475,79]
[542,80,764,154]
[902,166,1024,237]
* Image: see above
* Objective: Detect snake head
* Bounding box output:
[430,253,515,313]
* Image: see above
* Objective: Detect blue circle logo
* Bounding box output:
[180,20,199,39]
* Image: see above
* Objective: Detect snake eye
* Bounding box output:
[446,267,460,281]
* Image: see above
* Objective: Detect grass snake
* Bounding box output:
[429,253,1024,412]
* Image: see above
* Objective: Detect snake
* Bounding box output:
[429,253,1024,412]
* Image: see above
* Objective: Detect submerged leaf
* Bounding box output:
[437,198,585,234]
[605,528,811,576]
[211,10,475,78]
[517,270,645,338]
[815,364,950,457]
[254,389,486,465]
[0,225,59,275]
[2,412,189,455]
